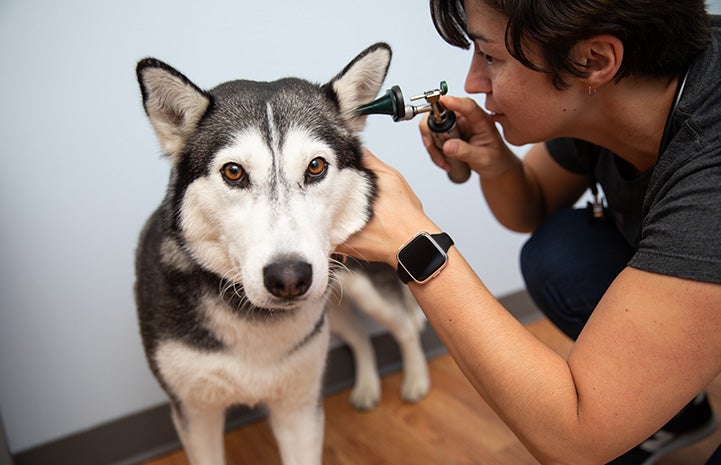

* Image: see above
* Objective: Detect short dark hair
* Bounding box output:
[430,0,711,89]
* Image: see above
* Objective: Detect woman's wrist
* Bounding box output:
[386,216,443,267]
[477,145,522,182]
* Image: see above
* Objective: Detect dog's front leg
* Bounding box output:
[344,273,430,402]
[172,404,227,465]
[267,400,324,465]
[329,301,382,409]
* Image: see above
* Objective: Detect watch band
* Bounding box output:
[396,232,454,284]
[430,232,454,250]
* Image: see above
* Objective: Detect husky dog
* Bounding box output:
[134,42,429,465]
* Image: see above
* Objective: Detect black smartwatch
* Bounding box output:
[396,232,454,284]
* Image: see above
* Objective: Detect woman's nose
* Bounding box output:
[465,54,491,94]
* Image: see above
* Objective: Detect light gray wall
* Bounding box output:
[0,0,530,454]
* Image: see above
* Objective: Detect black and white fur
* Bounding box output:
[134,43,429,465]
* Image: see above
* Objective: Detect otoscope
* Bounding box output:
[355,81,471,184]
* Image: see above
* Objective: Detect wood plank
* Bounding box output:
[140,317,721,465]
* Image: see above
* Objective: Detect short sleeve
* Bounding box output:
[629,144,721,284]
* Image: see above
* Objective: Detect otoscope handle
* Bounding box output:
[427,111,471,184]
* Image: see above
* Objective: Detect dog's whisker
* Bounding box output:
[327,258,349,304]
[326,272,345,305]
[329,259,350,274]
[215,270,258,317]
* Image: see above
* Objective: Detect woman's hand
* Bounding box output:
[336,148,440,265]
[420,95,517,180]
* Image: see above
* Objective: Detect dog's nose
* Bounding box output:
[263,258,313,299]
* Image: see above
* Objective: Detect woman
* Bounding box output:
[338,1,721,464]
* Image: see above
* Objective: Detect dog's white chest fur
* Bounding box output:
[155,296,329,408]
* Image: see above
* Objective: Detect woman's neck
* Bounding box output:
[577,75,680,175]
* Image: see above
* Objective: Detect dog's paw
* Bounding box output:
[349,378,381,410]
[401,372,430,403]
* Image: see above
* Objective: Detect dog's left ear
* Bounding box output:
[136,58,212,160]
[324,42,392,132]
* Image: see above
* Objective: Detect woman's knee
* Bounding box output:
[518,208,633,339]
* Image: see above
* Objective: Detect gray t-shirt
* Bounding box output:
[546,16,721,285]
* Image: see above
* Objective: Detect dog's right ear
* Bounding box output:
[136,58,211,159]
[324,42,392,133]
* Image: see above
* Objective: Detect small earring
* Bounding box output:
[588,86,597,97]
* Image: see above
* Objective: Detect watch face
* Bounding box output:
[398,233,448,283]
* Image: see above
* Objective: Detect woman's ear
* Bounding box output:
[575,34,624,91]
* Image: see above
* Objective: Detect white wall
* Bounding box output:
[0,0,530,453]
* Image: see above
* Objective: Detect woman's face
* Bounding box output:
[463,1,584,145]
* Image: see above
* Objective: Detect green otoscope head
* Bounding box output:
[354,81,449,122]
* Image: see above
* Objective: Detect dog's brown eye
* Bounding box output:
[306,157,327,177]
[221,162,245,184]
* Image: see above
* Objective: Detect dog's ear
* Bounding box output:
[324,42,392,132]
[136,58,211,159]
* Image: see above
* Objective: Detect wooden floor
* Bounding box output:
[140,317,721,465]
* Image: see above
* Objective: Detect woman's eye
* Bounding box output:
[221,162,246,185]
[474,43,496,64]
[306,157,328,180]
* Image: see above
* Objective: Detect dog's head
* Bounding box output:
[137,43,390,310]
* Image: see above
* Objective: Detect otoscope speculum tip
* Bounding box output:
[354,85,407,121]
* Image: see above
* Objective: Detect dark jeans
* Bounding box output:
[520,208,633,340]
[706,445,721,465]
